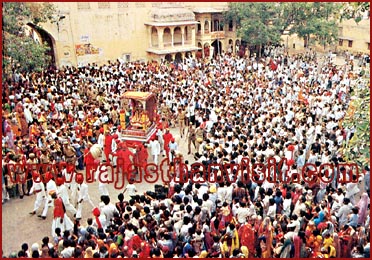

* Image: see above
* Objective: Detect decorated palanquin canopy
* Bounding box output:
[122,91,155,101]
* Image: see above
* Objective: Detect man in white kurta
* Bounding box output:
[29,173,48,218]
[75,176,95,220]
[149,138,161,165]
[95,167,109,197]
[56,178,77,216]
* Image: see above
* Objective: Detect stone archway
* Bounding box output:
[174,27,182,46]
[27,23,57,67]
[151,27,158,47]
[163,28,172,47]
[175,52,183,63]
[211,40,222,57]
[203,43,210,58]
[165,54,172,62]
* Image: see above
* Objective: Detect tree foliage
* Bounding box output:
[342,80,370,169]
[340,2,370,24]
[225,2,341,49]
[225,2,283,48]
[283,2,341,47]
[2,2,55,77]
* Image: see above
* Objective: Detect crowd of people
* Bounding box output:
[2,45,370,258]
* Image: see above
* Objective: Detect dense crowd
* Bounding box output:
[2,46,370,258]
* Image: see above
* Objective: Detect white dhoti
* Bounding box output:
[51,214,74,237]
[63,199,77,215]
[76,198,95,219]
[33,193,48,217]
[98,182,109,197]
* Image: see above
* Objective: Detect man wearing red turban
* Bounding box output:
[103,131,115,163]
[134,143,148,173]
[112,142,134,175]
[163,129,173,159]
[75,173,95,220]
[84,142,98,181]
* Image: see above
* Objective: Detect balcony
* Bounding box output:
[147,40,199,55]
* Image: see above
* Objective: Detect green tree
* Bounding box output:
[225,2,341,53]
[225,2,283,57]
[282,2,341,49]
[340,2,370,23]
[2,2,55,78]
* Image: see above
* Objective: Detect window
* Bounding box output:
[204,21,209,34]
[348,40,353,48]
[213,20,219,32]
[118,2,129,8]
[77,3,90,10]
[368,43,370,50]
[125,54,131,62]
[228,20,233,31]
[98,2,110,9]
[339,39,343,46]
[219,21,224,31]
[122,54,131,62]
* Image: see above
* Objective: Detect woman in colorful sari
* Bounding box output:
[258,217,274,257]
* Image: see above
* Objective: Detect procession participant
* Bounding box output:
[55,176,77,216]
[168,138,178,162]
[50,190,73,237]
[156,125,165,156]
[112,141,134,176]
[29,171,48,219]
[94,165,110,197]
[163,129,173,159]
[12,154,27,199]
[238,216,256,257]
[186,123,196,155]
[194,126,204,154]
[62,140,76,165]
[111,134,118,167]
[356,192,369,225]
[103,130,115,163]
[75,173,95,221]
[83,142,97,181]
[176,106,186,138]
[97,128,105,154]
[71,138,84,171]
[148,137,161,165]
[44,171,57,209]
[133,143,148,173]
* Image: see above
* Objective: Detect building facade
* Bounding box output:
[34,2,239,68]
[336,16,370,54]
[31,2,369,68]
[281,11,370,55]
